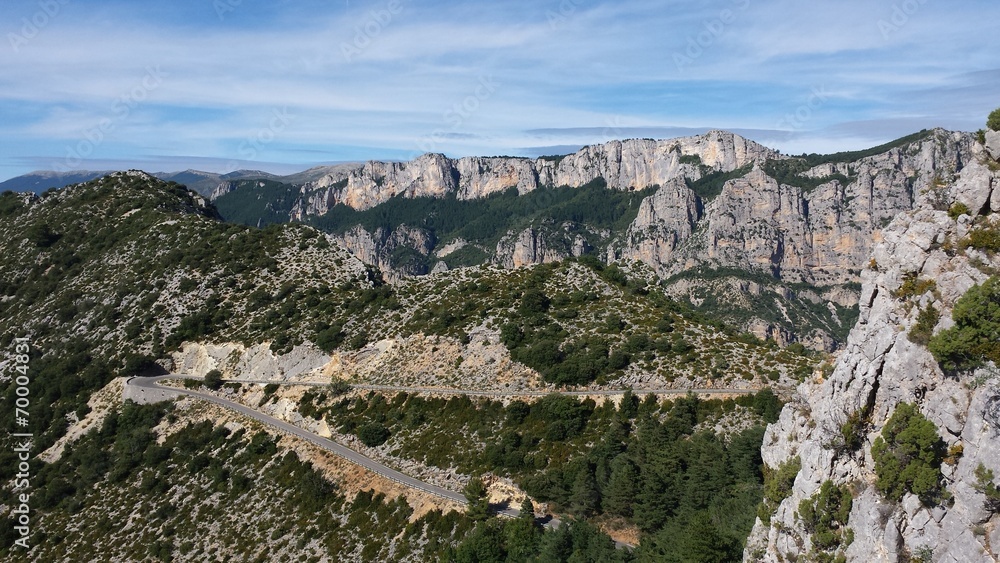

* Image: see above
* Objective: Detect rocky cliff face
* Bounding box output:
[217,129,977,349]
[335,224,436,281]
[288,130,776,219]
[627,130,972,286]
[746,144,1000,562]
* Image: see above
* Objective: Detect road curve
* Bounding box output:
[172,376,760,398]
[125,375,525,515]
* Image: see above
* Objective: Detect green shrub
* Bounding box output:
[758,456,801,523]
[973,463,1000,513]
[907,304,940,346]
[838,409,869,454]
[798,480,853,551]
[892,274,936,301]
[204,369,224,390]
[871,403,946,504]
[988,107,1000,132]
[961,225,1000,253]
[948,202,971,220]
[928,276,1000,371]
[357,422,390,447]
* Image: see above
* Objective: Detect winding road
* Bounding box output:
[126,374,762,534]
[163,377,760,398]
[126,375,521,517]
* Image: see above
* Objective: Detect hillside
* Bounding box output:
[747,130,1000,561]
[212,129,975,350]
[0,170,818,560]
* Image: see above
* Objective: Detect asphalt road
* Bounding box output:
[175,376,759,398]
[125,375,516,513]
[126,373,754,544]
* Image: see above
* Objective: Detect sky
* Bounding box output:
[1,0,999,181]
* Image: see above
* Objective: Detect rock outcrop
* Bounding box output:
[747,143,1000,562]
[171,342,333,382]
[288,131,775,219]
[220,128,977,348]
[335,224,436,280]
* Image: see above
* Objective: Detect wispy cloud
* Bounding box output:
[1,0,998,180]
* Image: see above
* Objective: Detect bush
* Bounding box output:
[798,480,853,551]
[907,304,940,346]
[758,456,801,523]
[948,202,971,220]
[203,369,223,390]
[329,379,352,396]
[871,403,946,504]
[988,107,1000,132]
[962,225,1000,253]
[928,276,1000,371]
[357,422,390,447]
[973,463,1000,513]
[838,409,869,454]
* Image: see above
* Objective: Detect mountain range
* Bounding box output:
[203,128,970,350]
[1,123,999,561]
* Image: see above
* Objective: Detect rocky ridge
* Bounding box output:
[212,129,975,348]
[286,131,779,217]
[746,144,1000,562]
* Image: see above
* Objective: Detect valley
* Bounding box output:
[0,124,998,561]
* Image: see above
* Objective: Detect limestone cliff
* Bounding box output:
[747,144,1000,562]
[288,130,776,219]
[216,129,976,348]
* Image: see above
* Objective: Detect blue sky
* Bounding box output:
[1,0,999,181]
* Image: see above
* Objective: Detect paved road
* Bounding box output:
[125,375,527,515]
[126,373,754,547]
[182,376,760,398]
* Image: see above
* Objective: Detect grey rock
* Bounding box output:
[747,150,1000,562]
[951,159,994,215]
[986,129,1000,161]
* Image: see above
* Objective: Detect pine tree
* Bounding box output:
[569,466,600,516]
[603,455,639,517]
[464,477,491,522]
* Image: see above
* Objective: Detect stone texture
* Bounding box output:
[986,129,1000,161]
[290,131,776,218]
[952,159,995,215]
[172,342,332,382]
[746,155,1000,562]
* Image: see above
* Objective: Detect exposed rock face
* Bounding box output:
[747,145,1000,562]
[288,131,775,220]
[618,177,700,268]
[226,129,976,348]
[290,153,456,218]
[283,131,970,287]
[454,157,540,198]
[656,131,973,286]
[986,130,1000,162]
[336,224,435,280]
[494,225,594,269]
[171,342,333,382]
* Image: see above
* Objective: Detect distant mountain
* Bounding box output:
[212,128,972,350]
[1,165,362,197]
[0,170,116,193]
